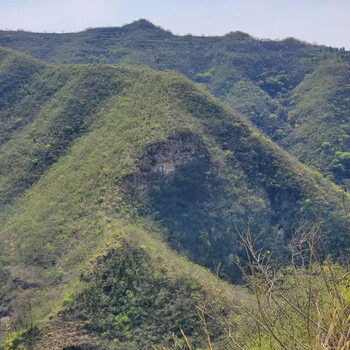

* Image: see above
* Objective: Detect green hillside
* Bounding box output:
[1,20,349,186]
[0,47,349,348]
[282,60,350,183]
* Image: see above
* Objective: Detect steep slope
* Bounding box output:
[14,232,243,350]
[0,47,127,208]
[0,20,339,107]
[282,60,350,184]
[0,48,350,348]
[1,20,349,187]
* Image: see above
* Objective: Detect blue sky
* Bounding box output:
[0,0,349,48]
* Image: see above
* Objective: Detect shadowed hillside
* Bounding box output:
[0,46,350,348]
[1,20,349,186]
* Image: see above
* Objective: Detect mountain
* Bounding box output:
[1,19,349,188]
[281,60,350,184]
[0,45,350,348]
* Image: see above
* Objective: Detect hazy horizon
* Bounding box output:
[0,0,349,49]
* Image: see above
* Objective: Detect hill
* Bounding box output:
[281,60,350,184]
[0,47,350,348]
[1,20,349,187]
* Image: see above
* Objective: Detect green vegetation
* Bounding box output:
[66,234,236,349]
[283,60,350,185]
[1,20,349,185]
[0,34,350,348]
[158,226,350,350]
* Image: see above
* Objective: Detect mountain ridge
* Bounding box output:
[0,33,350,348]
[1,20,349,187]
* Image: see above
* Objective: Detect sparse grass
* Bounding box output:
[1,47,350,348]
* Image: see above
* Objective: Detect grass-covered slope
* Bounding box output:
[0,47,349,348]
[19,231,243,350]
[282,60,350,183]
[0,20,341,106]
[0,47,127,208]
[2,20,350,185]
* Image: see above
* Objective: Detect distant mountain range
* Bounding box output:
[0,20,349,349]
[1,19,349,185]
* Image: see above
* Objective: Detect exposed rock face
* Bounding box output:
[128,132,208,191]
[145,134,204,174]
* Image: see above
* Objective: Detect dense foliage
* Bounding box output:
[68,237,232,349]
[0,42,349,348]
[1,20,350,185]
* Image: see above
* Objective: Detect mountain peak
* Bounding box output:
[122,18,168,32]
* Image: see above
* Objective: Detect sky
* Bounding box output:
[0,0,349,49]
